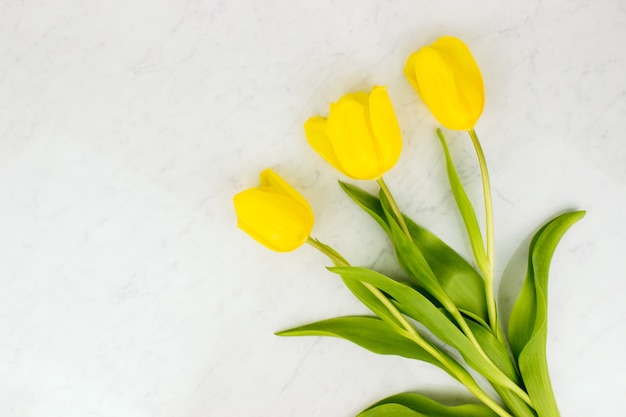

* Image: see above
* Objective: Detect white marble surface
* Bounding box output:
[1,1,625,416]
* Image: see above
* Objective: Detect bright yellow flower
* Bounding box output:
[234,168,314,252]
[304,86,402,180]
[404,36,485,131]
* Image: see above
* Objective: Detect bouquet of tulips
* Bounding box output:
[233,36,583,417]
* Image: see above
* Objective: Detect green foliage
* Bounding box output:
[290,182,584,417]
[507,211,585,417]
[276,316,441,367]
[332,266,523,394]
[436,129,489,274]
[358,392,499,417]
[468,322,537,417]
[339,182,488,324]
[276,153,584,417]
[405,216,488,323]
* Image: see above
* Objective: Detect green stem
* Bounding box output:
[402,330,514,417]
[377,177,411,237]
[306,237,350,266]
[468,128,500,340]
[449,305,532,407]
[306,237,514,417]
[377,175,527,405]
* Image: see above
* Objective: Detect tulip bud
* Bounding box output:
[234,169,314,252]
[404,36,484,131]
[304,86,402,180]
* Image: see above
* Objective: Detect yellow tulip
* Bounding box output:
[404,36,485,131]
[234,168,314,252]
[304,86,402,180]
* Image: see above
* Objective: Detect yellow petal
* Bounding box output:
[327,95,381,180]
[233,189,312,252]
[304,116,345,175]
[413,47,475,130]
[403,51,422,96]
[259,168,314,221]
[368,86,402,173]
[431,36,484,125]
[339,91,370,107]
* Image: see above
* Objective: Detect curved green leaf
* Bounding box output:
[359,404,427,417]
[339,181,390,234]
[276,316,441,368]
[436,129,489,274]
[467,320,519,383]
[359,392,498,417]
[508,210,585,417]
[308,237,405,330]
[405,216,487,322]
[493,386,538,417]
[378,195,447,303]
[467,322,538,417]
[339,181,488,323]
[332,266,523,394]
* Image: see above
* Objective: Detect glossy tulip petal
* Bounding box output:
[368,87,402,172]
[306,86,402,180]
[260,168,314,219]
[341,91,370,108]
[405,36,484,130]
[431,37,484,127]
[403,52,422,95]
[304,116,344,175]
[414,47,474,130]
[328,97,381,180]
[234,169,314,252]
[431,37,484,106]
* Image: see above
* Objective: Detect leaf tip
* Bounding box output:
[274,328,297,337]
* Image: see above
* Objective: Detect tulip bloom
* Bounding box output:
[304,86,402,180]
[234,169,314,252]
[404,36,484,131]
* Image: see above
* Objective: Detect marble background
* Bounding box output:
[1,1,625,416]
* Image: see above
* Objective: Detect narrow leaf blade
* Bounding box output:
[339,181,390,234]
[358,404,427,417]
[508,210,586,417]
[332,266,522,393]
[360,392,499,417]
[437,129,489,272]
[378,191,447,302]
[340,182,488,322]
[405,216,488,322]
[276,316,440,366]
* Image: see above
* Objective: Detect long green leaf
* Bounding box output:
[378,191,449,304]
[467,320,519,383]
[359,404,428,417]
[508,210,585,417]
[467,322,538,417]
[405,216,487,322]
[332,266,523,394]
[359,392,498,417]
[309,237,405,330]
[493,386,538,417]
[340,181,488,323]
[436,129,489,273]
[339,181,390,234]
[340,273,405,330]
[276,316,441,367]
